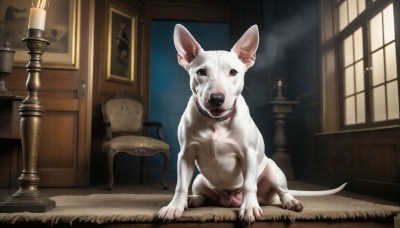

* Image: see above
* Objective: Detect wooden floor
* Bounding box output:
[0,181,399,227]
[0,182,176,200]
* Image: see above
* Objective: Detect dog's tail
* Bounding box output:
[288,183,347,196]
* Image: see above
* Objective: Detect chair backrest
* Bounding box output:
[103,96,144,135]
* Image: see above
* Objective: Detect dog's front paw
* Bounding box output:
[239,206,263,224]
[188,194,206,208]
[239,194,264,224]
[157,194,188,222]
[156,206,184,221]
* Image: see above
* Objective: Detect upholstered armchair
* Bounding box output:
[102,93,170,190]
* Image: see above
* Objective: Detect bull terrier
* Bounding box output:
[157,24,346,224]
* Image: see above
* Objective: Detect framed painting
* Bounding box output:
[0,0,79,69]
[106,5,137,83]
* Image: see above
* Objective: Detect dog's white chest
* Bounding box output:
[194,126,244,189]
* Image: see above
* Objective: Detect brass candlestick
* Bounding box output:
[0,29,55,213]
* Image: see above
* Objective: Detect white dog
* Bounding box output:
[157,24,346,223]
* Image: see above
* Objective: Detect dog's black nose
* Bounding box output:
[210,93,225,107]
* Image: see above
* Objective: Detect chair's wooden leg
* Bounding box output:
[160,150,170,190]
[107,151,117,190]
[139,157,146,185]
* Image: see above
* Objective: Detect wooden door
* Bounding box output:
[5,0,94,187]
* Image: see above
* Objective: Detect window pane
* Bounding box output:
[383,4,395,44]
[372,85,387,122]
[385,42,397,81]
[345,96,356,125]
[387,81,399,120]
[345,66,355,96]
[343,35,353,66]
[355,61,364,92]
[339,1,348,31]
[348,0,357,22]
[371,49,385,86]
[354,28,363,61]
[356,93,366,123]
[358,0,365,14]
[370,12,383,51]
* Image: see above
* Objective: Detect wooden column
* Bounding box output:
[270,80,298,180]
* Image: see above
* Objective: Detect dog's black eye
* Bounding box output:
[196,69,206,76]
[229,69,238,76]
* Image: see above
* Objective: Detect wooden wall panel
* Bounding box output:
[38,113,77,170]
[314,127,400,202]
[328,144,398,182]
[92,0,147,105]
[145,0,230,22]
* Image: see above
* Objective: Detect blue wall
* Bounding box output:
[148,21,229,183]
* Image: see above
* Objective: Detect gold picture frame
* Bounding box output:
[0,0,80,69]
[106,5,137,83]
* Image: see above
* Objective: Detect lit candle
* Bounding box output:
[27,0,50,30]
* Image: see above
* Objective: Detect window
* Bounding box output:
[338,0,365,31]
[342,27,365,125]
[338,0,398,128]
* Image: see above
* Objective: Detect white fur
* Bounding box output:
[157,24,346,224]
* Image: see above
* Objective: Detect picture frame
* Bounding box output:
[0,0,79,69]
[106,5,137,83]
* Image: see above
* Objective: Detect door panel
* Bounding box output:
[38,112,77,169]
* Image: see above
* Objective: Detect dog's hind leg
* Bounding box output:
[257,159,303,212]
[189,174,218,207]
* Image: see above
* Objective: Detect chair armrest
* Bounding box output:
[144,121,165,141]
[103,120,112,140]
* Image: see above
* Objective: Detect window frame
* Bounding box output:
[335,0,400,130]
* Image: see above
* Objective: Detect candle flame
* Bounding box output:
[32,0,50,10]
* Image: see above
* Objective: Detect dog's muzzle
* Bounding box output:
[195,98,236,122]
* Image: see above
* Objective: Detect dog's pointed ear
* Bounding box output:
[174,24,204,69]
[231,25,259,69]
